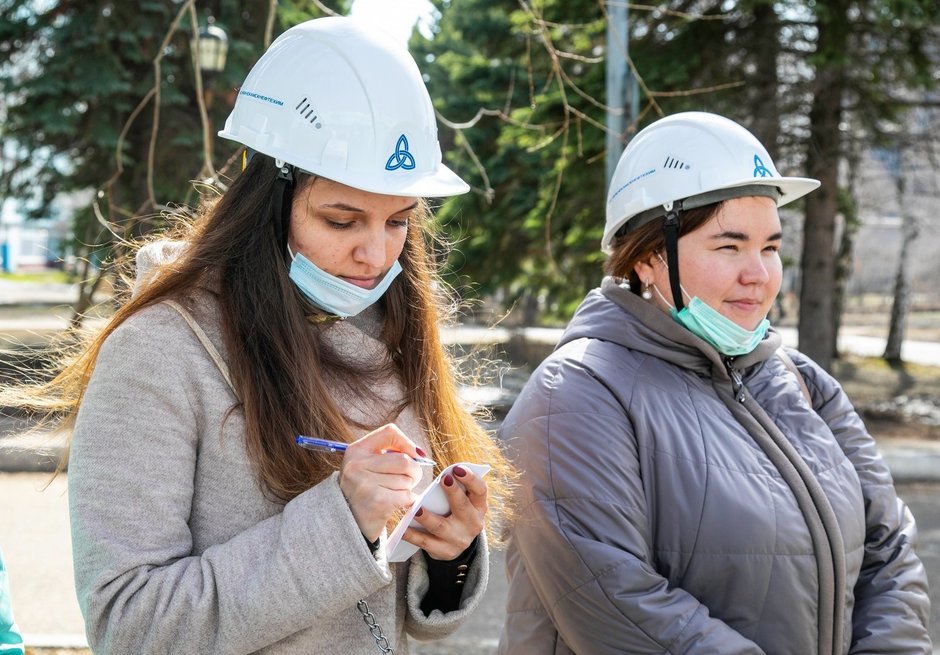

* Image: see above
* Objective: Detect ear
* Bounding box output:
[633,252,658,284]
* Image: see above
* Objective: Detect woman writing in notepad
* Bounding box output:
[1,17,511,655]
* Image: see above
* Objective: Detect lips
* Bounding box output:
[342,276,379,290]
[726,299,762,311]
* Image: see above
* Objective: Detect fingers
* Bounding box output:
[450,465,488,513]
[338,424,427,542]
[348,423,425,461]
[402,526,466,562]
[404,466,488,560]
[359,452,422,483]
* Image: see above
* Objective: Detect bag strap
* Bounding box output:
[163,300,238,397]
[776,347,812,406]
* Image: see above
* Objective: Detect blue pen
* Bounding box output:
[296,436,436,466]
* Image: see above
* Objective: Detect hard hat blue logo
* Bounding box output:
[385,134,416,171]
[752,155,773,178]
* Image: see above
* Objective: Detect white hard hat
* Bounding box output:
[602,111,820,252]
[218,17,469,198]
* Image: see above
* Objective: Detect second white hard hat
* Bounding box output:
[219,16,469,197]
[602,112,820,252]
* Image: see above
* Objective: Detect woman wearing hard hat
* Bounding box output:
[37,17,510,655]
[498,112,931,654]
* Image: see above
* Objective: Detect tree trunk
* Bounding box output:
[830,143,861,359]
[798,1,851,371]
[884,159,917,362]
[747,2,780,158]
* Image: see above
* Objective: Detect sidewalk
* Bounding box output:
[3,278,940,366]
[0,278,79,307]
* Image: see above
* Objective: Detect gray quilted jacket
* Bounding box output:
[499,278,931,654]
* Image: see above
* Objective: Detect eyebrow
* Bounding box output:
[319,201,418,215]
[709,230,782,242]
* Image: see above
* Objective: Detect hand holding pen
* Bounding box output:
[297,436,436,466]
[316,423,431,543]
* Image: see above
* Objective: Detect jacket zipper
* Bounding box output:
[724,357,746,403]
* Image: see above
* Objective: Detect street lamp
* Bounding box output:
[192,18,228,182]
[194,18,229,78]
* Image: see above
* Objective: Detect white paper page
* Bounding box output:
[387,462,491,562]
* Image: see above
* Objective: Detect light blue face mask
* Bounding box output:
[649,267,769,357]
[287,246,403,319]
[671,296,769,357]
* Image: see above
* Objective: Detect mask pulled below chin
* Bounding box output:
[671,296,770,357]
[287,248,403,318]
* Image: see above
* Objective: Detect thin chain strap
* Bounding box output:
[357,598,394,654]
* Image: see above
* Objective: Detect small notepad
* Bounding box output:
[387,462,491,563]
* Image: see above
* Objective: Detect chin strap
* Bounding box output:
[272,159,295,256]
[663,199,684,312]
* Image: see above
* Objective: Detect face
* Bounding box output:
[288,177,417,290]
[635,195,783,330]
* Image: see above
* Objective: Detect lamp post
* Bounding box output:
[193,18,229,106]
[192,17,228,181]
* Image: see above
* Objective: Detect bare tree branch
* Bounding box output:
[147,0,196,211]
[264,0,277,48]
[311,1,341,18]
[188,3,217,185]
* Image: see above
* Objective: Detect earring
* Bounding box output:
[641,282,653,300]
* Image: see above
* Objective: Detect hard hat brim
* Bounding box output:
[219,129,471,198]
[331,162,472,198]
[601,174,821,253]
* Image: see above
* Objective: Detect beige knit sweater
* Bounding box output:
[68,247,488,654]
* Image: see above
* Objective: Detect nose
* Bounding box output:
[352,224,388,270]
[740,252,771,285]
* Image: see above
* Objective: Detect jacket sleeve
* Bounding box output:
[502,353,765,654]
[792,351,932,654]
[403,530,489,641]
[69,311,394,655]
[0,549,25,655]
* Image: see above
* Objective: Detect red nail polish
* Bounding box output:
[443,474,454,487]
[416,447,427,457]
[415,508,423,517]
[453,465,466,478]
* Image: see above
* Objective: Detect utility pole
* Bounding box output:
[605,1,638,189]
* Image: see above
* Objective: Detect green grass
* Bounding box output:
[0,270,75,284]
[834,355,940,405]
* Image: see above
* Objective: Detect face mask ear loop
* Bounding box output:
[273,161,295,258]
[662,200,684,312]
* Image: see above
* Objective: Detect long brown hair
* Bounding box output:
[603,202,723,292]
[2,154,514,537]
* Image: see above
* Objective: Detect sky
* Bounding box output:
[348,0,434,43]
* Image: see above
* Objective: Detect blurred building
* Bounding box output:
[0,197,74,273]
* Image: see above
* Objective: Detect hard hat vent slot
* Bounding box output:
[294,97,320,127]
[663,155,690,170]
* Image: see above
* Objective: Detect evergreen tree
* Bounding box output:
[422,0,939,343]
[0,0,340,312]
[415,0,609,321]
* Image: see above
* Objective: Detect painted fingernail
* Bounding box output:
[416,447,427,457]
[444,474,454,487]
[453,466,466,478]
[416,508,423,517]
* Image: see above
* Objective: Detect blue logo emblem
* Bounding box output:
[385,134,416,171]
[752,154,773,178]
